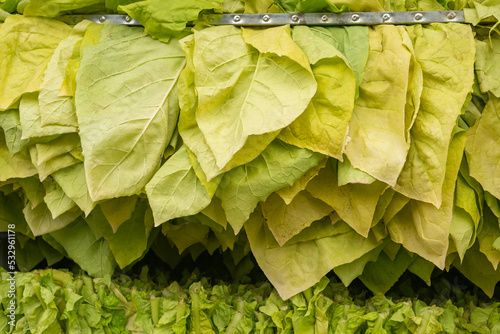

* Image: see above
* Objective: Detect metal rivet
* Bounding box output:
[210,16,216,22]
[99,16,106,23]
[124,15,131,22]
[233,15,241,22]
[382,13,390,21]
[291,14,299,22]
[263,14,270,22]
[447,12,456,20]
[351,14,360,22]
[321,15,328,22]
[414,13,423,20]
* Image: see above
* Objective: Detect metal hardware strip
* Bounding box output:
[59,10,465,27]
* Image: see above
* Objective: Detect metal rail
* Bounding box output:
[58,10,465,27]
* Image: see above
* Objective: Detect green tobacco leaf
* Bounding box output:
[450,206,475,262]
[0,192,31,237]
[306,159,388,238]
[407,255,435,286]
[0,15,72,111]
[100,196,137,232]
[216,140,324,233]
[372,188,395,226]
[195,212,234,249]
[477,205,500,270]
[475,33,500,97]
[39,21,90,128]
[43,179,78,219]
[50,217,117,277]
[388,127,467,268]
[333,242,385,287]
[41,234,68,258]
[212,224,237,252]
[37,238,64,266]
[76,23,185,201]
[0,9,9,22]
[465,94,500,199]
[19,93,76,140]
[18,177,46,208]
[120,0,223,42]
[344,25,418,187]
[261,191,332,246]
[193,25,316,171]
[454,242,500,298]
[330,0,384,11]
[222,0,244,12]
[24,0,106,16]
[186,146,223,197]
[245,208,380,300]
[312,26,370,96]
[35,133,80,166]
[266,215,346,248]
[359,247,413,294]
[278,25,357,159]
[455,173,481,230]
[176,34,213,179]
[383,191,410,224]
[162,220,210,254]
[106,0,140,11]
[276,0,382,12]
[0,132,37,182]
[29,147,81,181]
[450,173,481,261]
[244,0,275,13]
[146,146,214,226]
[459,153,485,185]
[85,202,153,268]
[16,238,45,271]
[201,196,228,229]
[395,23,475,207]
[178,33,274,183]
[275,158,327,205]
[464,1,500,25]
[60,23,103,97]
[23,201,81,236]
[0,109,32,155]
[0,0,20,13]
[337,156,376,186]
[151,232,185,268]
[486,192,500,219]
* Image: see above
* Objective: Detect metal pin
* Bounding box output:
[351,14,360,22]
[210,16,216,22]
[321,15,328,22]
[382,13,391,21]
[414,13,423,20]
[291,14,299,22]
[233,15,241,22]
[263,14,270,22]
[99,16,106,23]
[124,15,131,22]
[447,12,456,20]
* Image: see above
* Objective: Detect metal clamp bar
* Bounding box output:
[203,11,464,25]
[59,11,465,27]
[58,14,141,26]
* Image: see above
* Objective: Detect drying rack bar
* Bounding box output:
[58,10,465,27]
